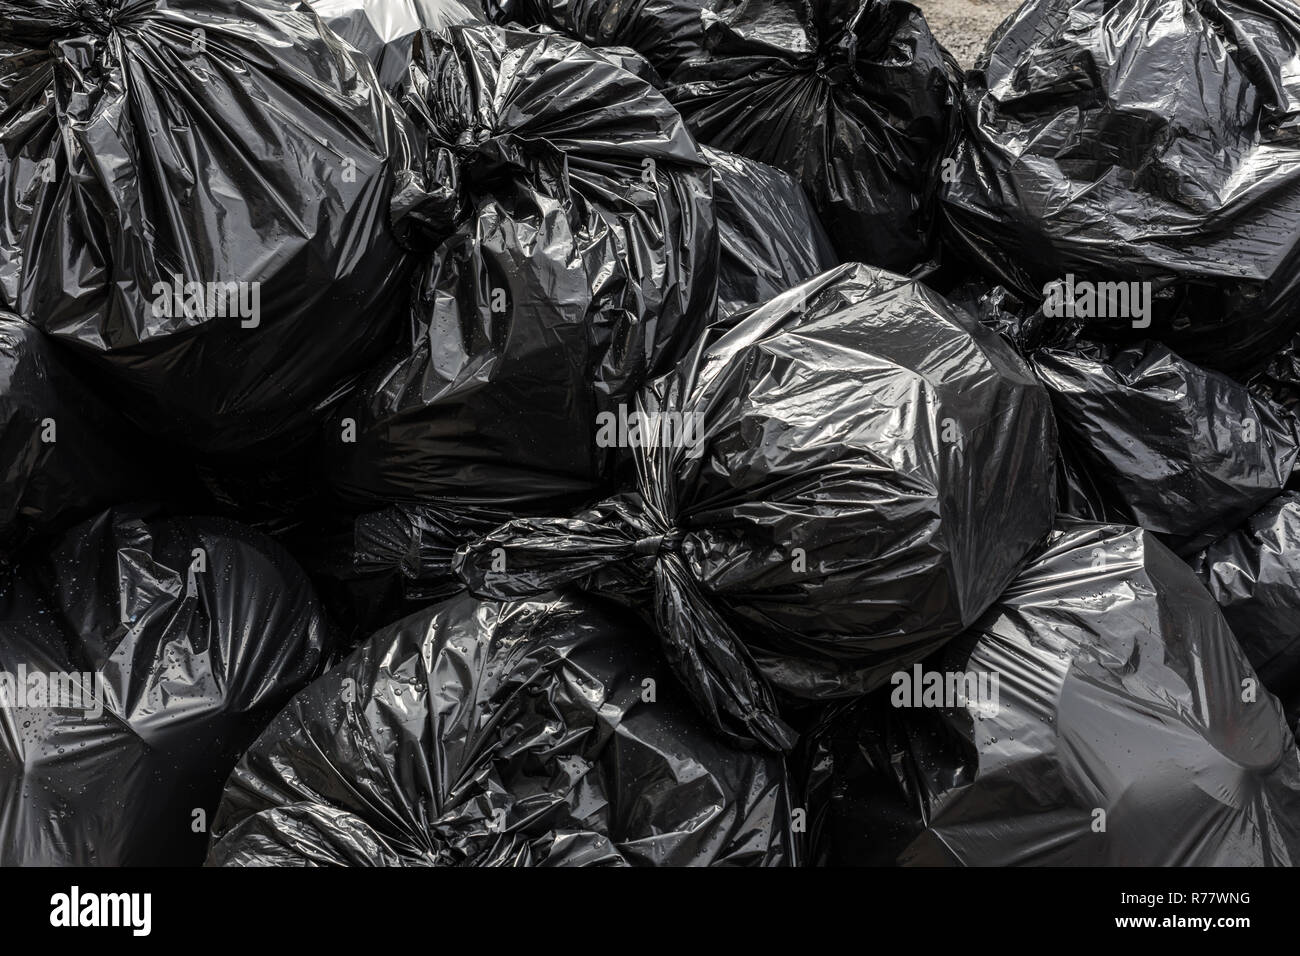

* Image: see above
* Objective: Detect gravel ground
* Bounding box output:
[914,0,1022,68]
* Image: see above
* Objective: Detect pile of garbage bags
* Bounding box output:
[941,0,1300,375]
[0,0,416,464]
[4,0,1300,867]
[0,508,332,866]
[455,263,1058,750]
[208,592,798,866]
[804,523,1300,866]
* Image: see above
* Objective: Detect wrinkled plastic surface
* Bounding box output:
[941,0,1300,374]
[1192,493,1300,731]
[294,499,512,642]
[0,314,168,555]
[0,0,415,458]
[1249,336,1300,417]
[1033,340,1300,554]
[207,591,797,866]
[587,41,667,84]
[705,147,838,315]
[455,263,1058,750]
[667,0,961,271]
[0,508,331,866]
[302,0,484,92]
[488,0,706,78]
[806,522,1300,865]
[323,23,717,511]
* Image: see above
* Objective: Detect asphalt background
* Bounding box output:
[915,0,1022,67]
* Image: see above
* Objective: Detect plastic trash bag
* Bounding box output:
[1248,333,1300,417]
[206,591,797,866]
[941,0,1300,375]
[705,147,838,315]
[1191,493,1300,731]
[323,23,718,512]
[0,0,416,459]
[666,0,961,272]
[486,0,707,79]
[0,314,173,556]
[292,499,512,643]
[0,507,332,866]
[805,521,1300,866]
[494,21,672,81]
[300,0,484,93]
[455,263,1058,750]
[588,42,667,84]
[1033,339,1300,554]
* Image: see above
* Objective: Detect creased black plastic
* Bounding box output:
[666,0,961,272]
[1032,339,1300,554]
[323,23,717,512]
[0,507,332,866]
[0,313,171,556]
[0,0,416,459]
[705,146,838,315]
[487,0,706,79]
[588,42,666,84]
[206,591,797,866]
[1191,492,1300,731]
[455,263,1058,751]
[292,499,513,642]
[806,521,1300,866]
[941,0,1300,374]
[1248,332,1300,417]
[301,0,485,93]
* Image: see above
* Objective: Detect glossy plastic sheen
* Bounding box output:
[1192,492,1300,731]
[807,522,1300,866]
[1034,339,1300,554]
[705,146,839,315]
[488,0,707,78]
[323,23,718,511]
[302,0,484,92]
[206,592,797,866]
[0,508,332,865]
[941,0,1300,374]
[0,0,416,458]
[667,0,961,271]
[455,263,1058,750]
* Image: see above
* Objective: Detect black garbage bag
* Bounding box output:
[705,147,838,316]
[941,0,1300,375]
[0,0,416,459]
[1033,339,1300,554]
[0,313,174,556]
[0,507,332,866]
[805,521,1300,866]
[454,263,1058,750]
[1248,333,1300,418]
[665,0,961,272]
[206,591,797,866]
[486,0,707,79]
[300,0,484,93]
[588,42,667,84]
[323,23,717,512]
[1191,493,1300,732]
[291,499,513,643]
[941,280,1067,354]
